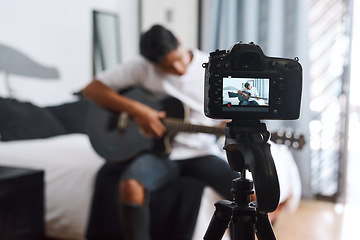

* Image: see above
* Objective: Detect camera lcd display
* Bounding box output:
[222,77,270,113]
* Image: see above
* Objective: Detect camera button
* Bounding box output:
[270,61,277,68]
[278,82,285,90]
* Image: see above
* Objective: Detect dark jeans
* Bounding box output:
[118,153,239,240]
[120,153,239,201]
[86,162,206,240]
[87,153,240,240]
[240,100,259,106]
[175,155,239,200]
[120,153,179,201]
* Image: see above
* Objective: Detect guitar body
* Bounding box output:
[237,91,267,102]
[237,90,252,102]
[86,88,185,163]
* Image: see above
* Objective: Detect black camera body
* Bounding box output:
[203,42,302,120]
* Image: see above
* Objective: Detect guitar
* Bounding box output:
[233,91,268,102]
[270,130,305,150]
[86,88,224,163]
[86,88,304,163]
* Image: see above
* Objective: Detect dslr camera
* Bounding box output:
[203,42,302,120]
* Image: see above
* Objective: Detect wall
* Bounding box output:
[0,0,139,106]
[140,0,198,49]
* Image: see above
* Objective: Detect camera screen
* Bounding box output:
[222,77,270,113]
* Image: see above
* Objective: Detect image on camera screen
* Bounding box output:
[222,77,270,112]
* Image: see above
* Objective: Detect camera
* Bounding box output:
[203,42,302,120]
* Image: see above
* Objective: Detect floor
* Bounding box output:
[272,148,360,240]
[273,199,359,240]
[272,109,360,240]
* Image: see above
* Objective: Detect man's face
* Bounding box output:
[156,45,191,76]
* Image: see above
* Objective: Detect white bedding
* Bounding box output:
[0,134,104,239]
[0,134,300,240]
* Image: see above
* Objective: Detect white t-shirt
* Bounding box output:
[96,49,223,160]
[241,86,259,98]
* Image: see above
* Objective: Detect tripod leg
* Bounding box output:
[203,200,233,240]
[231,209,256,240]
[255,212,277,240]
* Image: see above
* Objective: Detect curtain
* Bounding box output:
[199,0,313,198]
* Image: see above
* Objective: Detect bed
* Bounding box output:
[0,134,102,239]
[0,97,301,240]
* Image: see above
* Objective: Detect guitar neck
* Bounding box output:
[163,118,305,150]
[163,117,224,136]
[248,96,267,100]
[270,131,305,150]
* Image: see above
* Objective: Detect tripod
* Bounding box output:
[204,120,280,240]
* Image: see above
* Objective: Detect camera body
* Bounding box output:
[204,42,302,120]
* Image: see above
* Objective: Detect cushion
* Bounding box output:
[0,97,67,141]
[45,98,90,134]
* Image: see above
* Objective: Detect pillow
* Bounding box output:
[45,99,90,134]
[0,97,67,141]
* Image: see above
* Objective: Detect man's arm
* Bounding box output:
[237,90,248,98]
[82,79,166,138]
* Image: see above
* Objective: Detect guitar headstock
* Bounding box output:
[270,130,305,150]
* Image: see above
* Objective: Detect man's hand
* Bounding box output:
[131,102,167,139]
[83,80,167,139]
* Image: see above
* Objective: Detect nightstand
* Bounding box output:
[0,166,44,240]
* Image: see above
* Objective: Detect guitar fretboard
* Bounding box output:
[162,117,224,136]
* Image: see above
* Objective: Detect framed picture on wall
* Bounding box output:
[92,10,121,75]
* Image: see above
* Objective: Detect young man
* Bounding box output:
[83,25,239,240]
[237,82,260,106]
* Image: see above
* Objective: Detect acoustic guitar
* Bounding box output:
[86,88,304,163]
[234,91,268,102]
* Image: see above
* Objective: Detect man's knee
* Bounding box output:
[119,179,146,205]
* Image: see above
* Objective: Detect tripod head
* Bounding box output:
[224,119,280,213]
[204,120,280,240]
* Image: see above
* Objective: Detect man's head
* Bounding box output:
[244,83,252,90]
[140,25,191,75]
